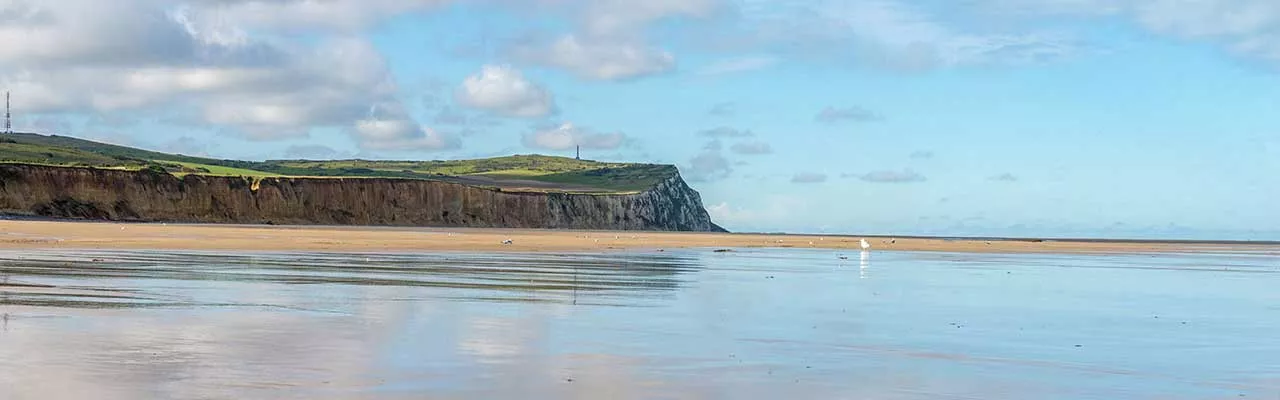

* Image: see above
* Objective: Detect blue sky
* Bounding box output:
[2,0,1278,239]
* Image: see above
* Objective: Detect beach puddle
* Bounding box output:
[0,249,1277,399]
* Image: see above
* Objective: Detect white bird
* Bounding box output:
[860,238,871,250]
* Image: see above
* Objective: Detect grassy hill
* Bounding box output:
[0,132,676,193]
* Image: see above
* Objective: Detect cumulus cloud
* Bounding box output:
[791,172,828,184]
[351,117,460,151]
[697,55,779,75]
[816,106,884,123]
[505,0,722,80]
[580,0,724,37]
[699,126,755,138]
[511,35,676,81]
[684,149,732,182]
[705,195,810,231]
[849,169,928,183]
[730,141,773,155]
[455,65,556,118]
[0,0,437,150]
[184,0,452,33]
[721,0,1083,71]
[349,100,460,151]
[684,136,736,183]
[522,122,625,151]
[1104,1,1280,62]
[956,0,1280,65]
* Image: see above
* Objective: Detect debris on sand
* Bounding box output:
[501,239,513,245]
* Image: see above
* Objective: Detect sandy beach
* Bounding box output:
[0,219,1274,254]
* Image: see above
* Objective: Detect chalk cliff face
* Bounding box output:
[0,164,726,232]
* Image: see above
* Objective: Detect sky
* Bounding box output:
[1,0,1278,240]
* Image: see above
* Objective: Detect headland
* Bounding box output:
[0,132,723,232]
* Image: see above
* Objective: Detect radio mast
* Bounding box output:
[4,91,10,134]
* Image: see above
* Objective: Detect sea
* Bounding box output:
[0,247,1277,399]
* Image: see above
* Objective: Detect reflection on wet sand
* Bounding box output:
[0,250,700,309]
[1,249,1278,399]
[860,250,869,279]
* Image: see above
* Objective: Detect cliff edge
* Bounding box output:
[0,164,727,232]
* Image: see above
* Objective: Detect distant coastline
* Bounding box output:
[2,219,1276,254]
[734,231,1280,246]
[5,214,1275,247]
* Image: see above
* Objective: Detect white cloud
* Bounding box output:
[972,0,1123,17]
[355,122,460,151]
[512,35,675,81]
[0,1,434,150]
[684,148,732,182]
[522,122,625,151]
[724,0,1083,70]
[187,0,452,33]
[352,102,460,151]
[697,55,779,75]
[1130,1,1280,61]
[580,0,723,37]
[971,0,1280,64]
[0,0,206,68]
[455,65,556,118]
[705,195,810,231]
[504,0,722,81]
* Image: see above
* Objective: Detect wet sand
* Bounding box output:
[0,219,1276,254]
[2,249,1278,399]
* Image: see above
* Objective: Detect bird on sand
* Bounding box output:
[860,239,871,250]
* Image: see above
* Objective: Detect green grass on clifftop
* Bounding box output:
[0,133,676,193]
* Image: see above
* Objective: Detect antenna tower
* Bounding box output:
[4,91,10,134]
[575,145,580,160]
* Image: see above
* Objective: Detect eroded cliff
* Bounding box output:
[0,164,726,232]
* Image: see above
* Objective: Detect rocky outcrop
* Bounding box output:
[0,164,726,232]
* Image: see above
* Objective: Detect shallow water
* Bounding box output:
[0,248,1277,400]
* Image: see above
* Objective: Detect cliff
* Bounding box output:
[0,164,726,232]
